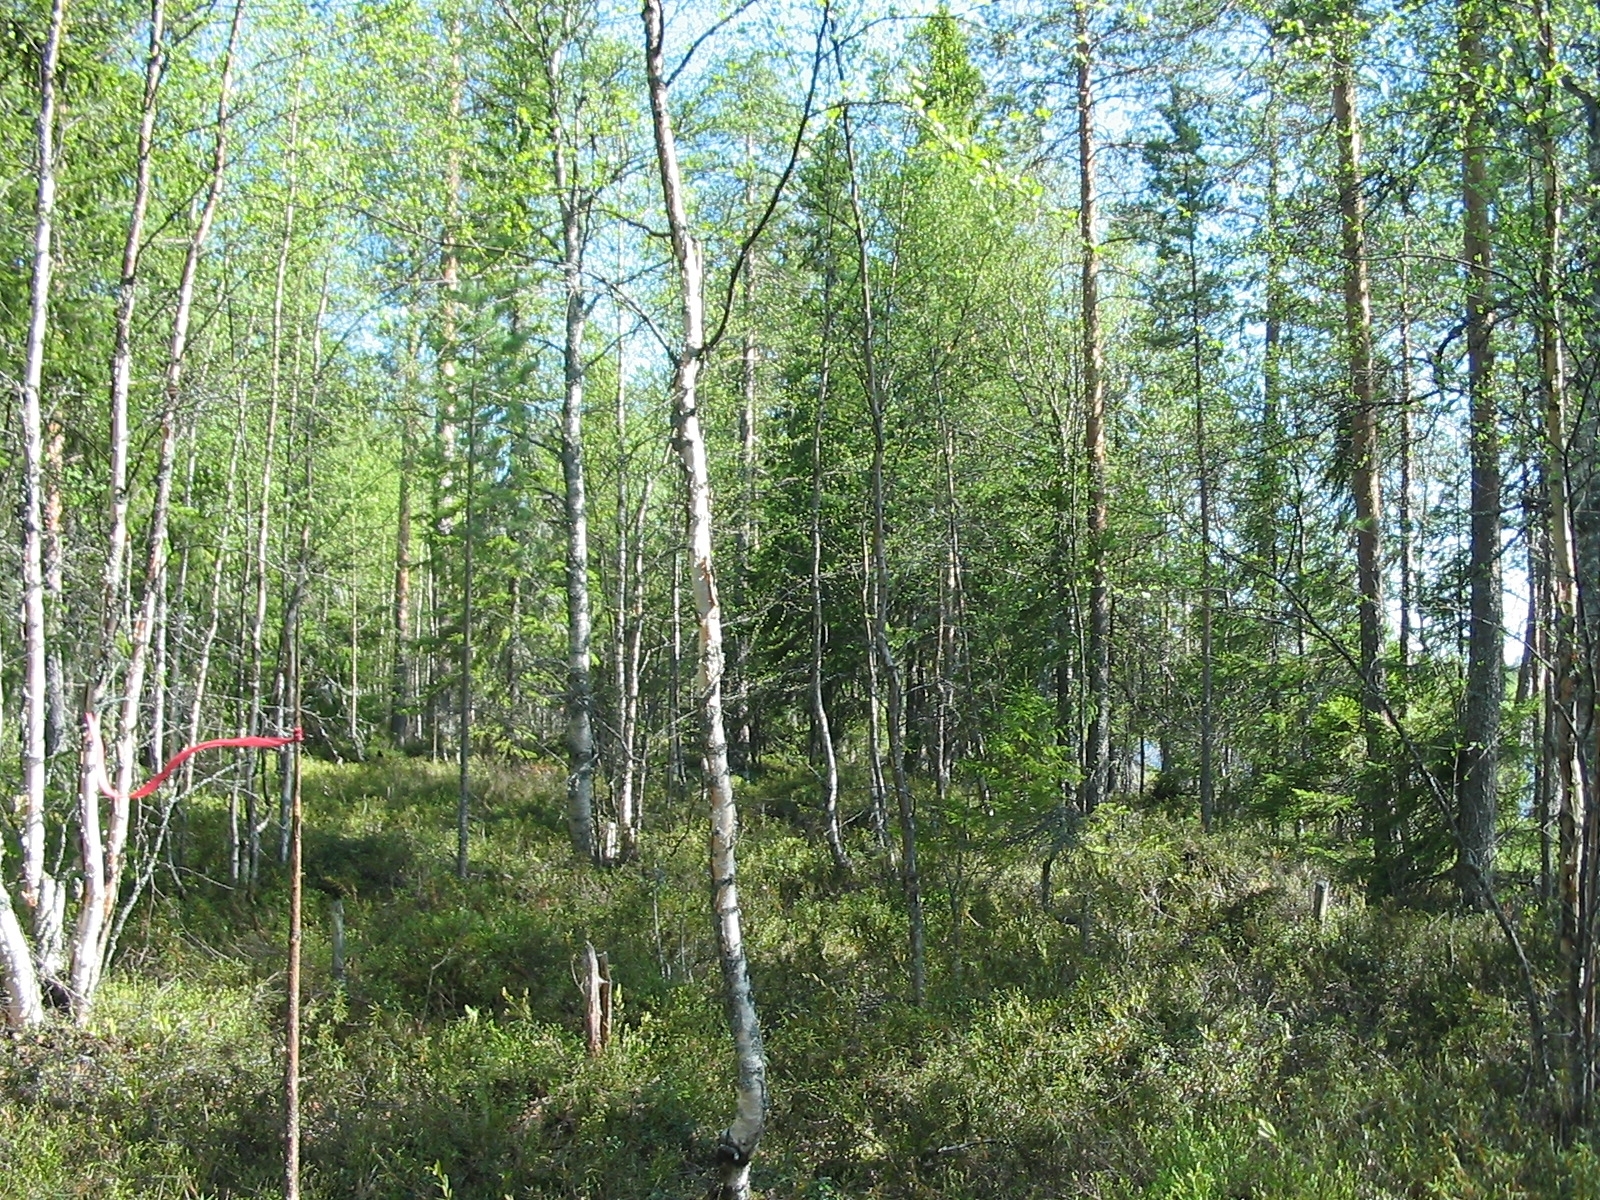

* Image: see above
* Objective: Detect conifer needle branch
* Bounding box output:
[1221,545,1555,1095]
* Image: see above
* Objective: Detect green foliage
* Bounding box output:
[1250,692,1363,823]
[3,762,1584,1198]
[971,689,1079,819]
[909,5,985,135]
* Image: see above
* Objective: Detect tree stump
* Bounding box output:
[582,941,612,1055]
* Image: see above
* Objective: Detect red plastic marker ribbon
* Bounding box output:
[85,711,304,802]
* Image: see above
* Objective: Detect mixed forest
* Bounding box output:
[6,0,1600,1194]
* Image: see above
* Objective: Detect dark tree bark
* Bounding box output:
[1332,21,1388,886]
[810,255,851,874]
[390,395,415,745]
[1077,0,1111,815]
[1458,0,1502,908]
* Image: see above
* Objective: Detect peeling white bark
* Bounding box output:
[643,4,766,1191]
[13,0,69,1022]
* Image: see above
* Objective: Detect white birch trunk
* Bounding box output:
[552,98,596,860]
[69,0,240,1011]
[643,5,766,1190]
[248,82,300,885]
[67,0,169,1012]
[810,261,850,874]
[0,831,43,1026]
[13,0,69,1019]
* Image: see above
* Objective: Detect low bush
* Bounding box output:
[2,760,1590,1198]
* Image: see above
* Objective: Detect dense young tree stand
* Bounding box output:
[6,0,1600,1191]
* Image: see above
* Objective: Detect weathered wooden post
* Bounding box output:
[582,941,612,1056]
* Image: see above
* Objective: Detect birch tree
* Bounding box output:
[8,0,69,1024]
[640,0,821,1184]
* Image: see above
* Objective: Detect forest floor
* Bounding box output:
[1,756,1594,1198]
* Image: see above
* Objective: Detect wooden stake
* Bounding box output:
[284,635,302,1200]
[331,896,345,984]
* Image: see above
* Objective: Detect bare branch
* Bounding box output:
[664,0,759,89]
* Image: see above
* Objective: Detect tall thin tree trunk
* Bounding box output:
[229,535,248,885]
[1398,221,1416,671]
[553,110,596,860]
[458,403,475,880]
[811,261,850,874]
[618,483,652,856]
[349,546,360,746]
[185,395,247,797]
[275,324,306,866]
[1077,0,1111,815]
[1459,0,1501,908]
[669,547,685,801]
[1520,488,1542,711]
[431,26,464,763]
[1192,245,1215,832]
[731,148,758,777]
[390,379,415,746]
[1256,63,1286,642]
[249,83,300,888]
[44,412,67,760]
[612,327,632,849]
[842,103,924,1007]
[1048,385,1076,809]
[13,0,70,1019]
[71,0,240,1012]
[1537,2,1585,1131]
[67,0,171,1012]
[1564,83,1600,1131]
[283,622,303,1200]
[1332,24,1387,887]
[863,529,889,849]
[278,275,322,864]
[1529,520,1552,901]
[933,387,965,807]
[612,330,653,859]
[114,0,239,919]
[644,6,767,1190]
[166,413,200,773]
[149,565,169,769]
[149,0,238,774]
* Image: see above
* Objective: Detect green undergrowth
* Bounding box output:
[3,757,1595,1198]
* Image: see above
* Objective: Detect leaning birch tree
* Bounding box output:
[642,6,765,1186]
[640,0,821,1186]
